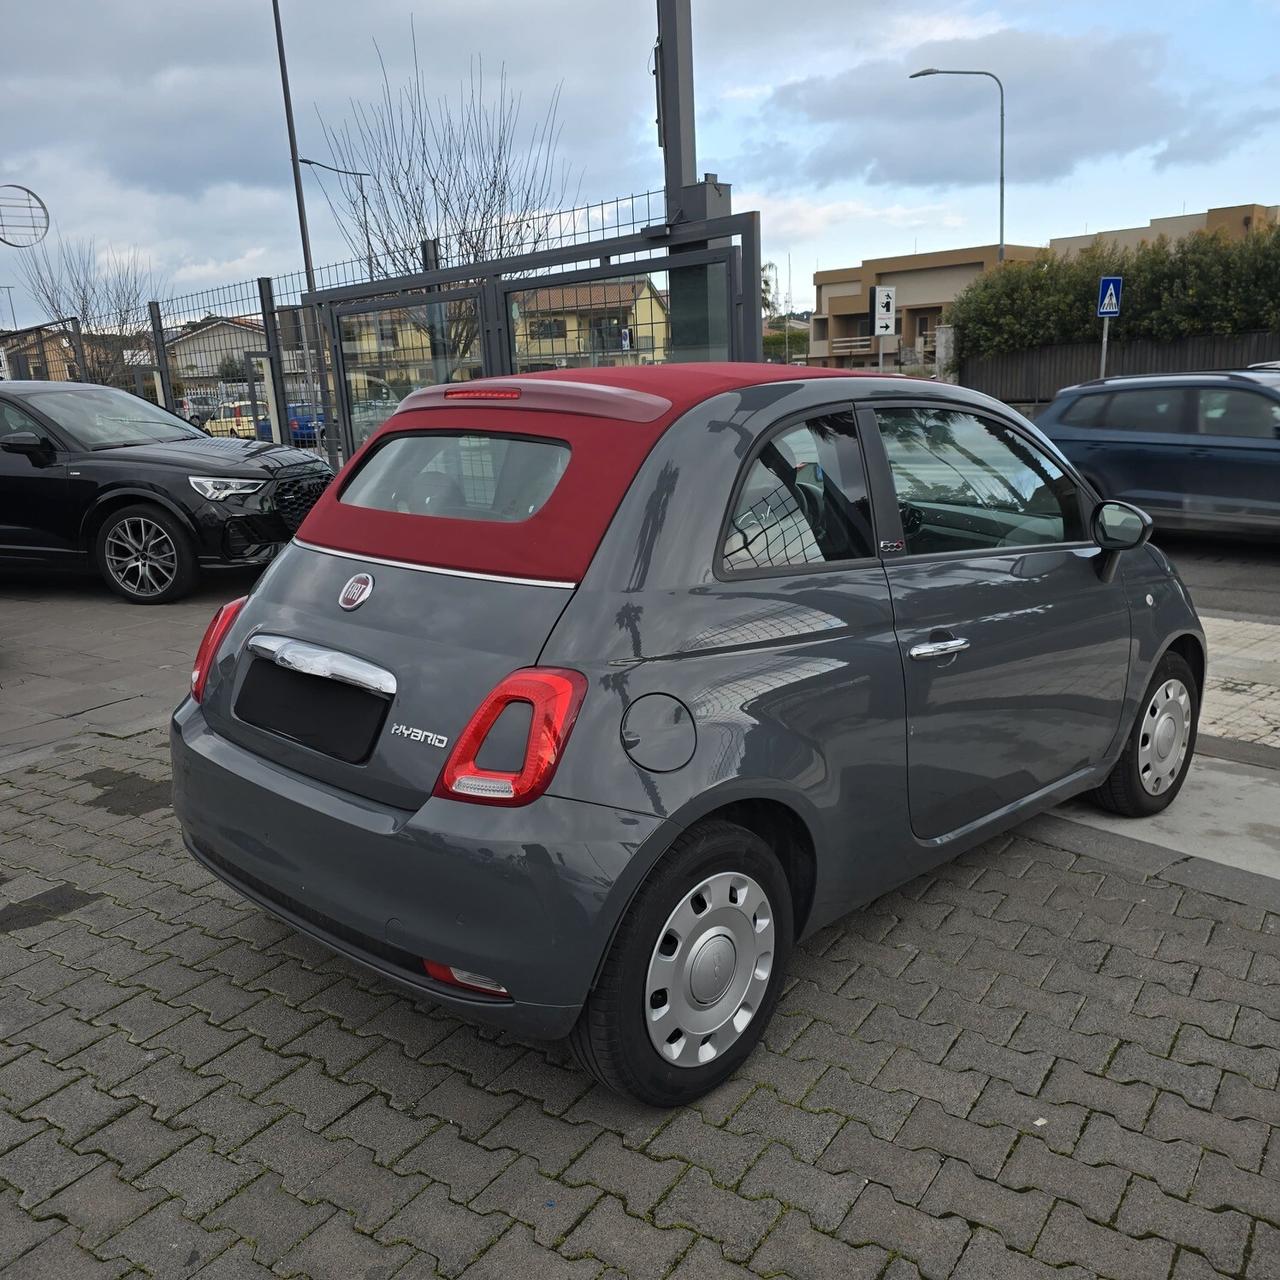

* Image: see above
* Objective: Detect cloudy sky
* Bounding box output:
[2,0,1278,323]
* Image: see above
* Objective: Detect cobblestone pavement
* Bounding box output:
[2,728,1279,1279]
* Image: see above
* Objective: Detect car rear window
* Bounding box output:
[340,433,570,523]
[1059,394,1108,427]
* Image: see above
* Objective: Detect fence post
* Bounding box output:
[256,278,292,450]
[66,317,88,383]
[148,302,176,410]
[420,238,455,382]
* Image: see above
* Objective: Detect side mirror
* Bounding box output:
[1092,500,1152,583]
[0,431,51,458]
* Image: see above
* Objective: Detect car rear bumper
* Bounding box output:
[170,700,674,1039]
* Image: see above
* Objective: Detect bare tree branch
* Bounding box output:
[18,234,165,386]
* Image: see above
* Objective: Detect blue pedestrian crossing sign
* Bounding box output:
[1097,276,1123,318]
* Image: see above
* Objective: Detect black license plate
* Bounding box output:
[235,659,389,764]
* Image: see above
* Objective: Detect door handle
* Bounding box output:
[909,637,970,661]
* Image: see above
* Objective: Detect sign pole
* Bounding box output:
[1099,315,1109,379]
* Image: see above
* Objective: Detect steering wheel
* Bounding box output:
[899,501,924,535]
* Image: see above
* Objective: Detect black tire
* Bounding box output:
[94,503,200,605]
[1090,650,1198,817]
[568,819,794,1107]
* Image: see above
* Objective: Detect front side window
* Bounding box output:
[13,386,201,449]
[1101,387,1191,433]
[340,432,570,523]
[876,407,1083,555]
[722,412,874,573]
[1197,388,1280,440]
[0,400,49,443]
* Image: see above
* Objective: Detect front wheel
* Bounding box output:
[1090,650,1198,817]
[569,819,793,1107]
[94,504,199,604]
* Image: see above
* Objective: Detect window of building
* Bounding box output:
[722,412,874,573]
[1197,388,1280,439]
[529,318,567,340]
[876,407,1083,555]
[377,317,398,349]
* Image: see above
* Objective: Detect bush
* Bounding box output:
[948,225,1280,360]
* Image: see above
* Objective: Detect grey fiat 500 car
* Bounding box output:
[171,364,1204,1105]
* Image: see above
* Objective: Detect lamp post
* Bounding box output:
[910,67,1005,262]
[300,158,375,282]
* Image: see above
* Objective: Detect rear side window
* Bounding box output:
[1197,389,1280,440]
[341,433,570,523]
[1102,388,1191,433]
[1059,394,1108,427]
[722,412,875,573]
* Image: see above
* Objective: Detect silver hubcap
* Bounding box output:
[104,516,178,597]
[1137,677,1192,796]
[644,871,775,1068]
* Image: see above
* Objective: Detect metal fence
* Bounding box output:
[960,331,1280,405]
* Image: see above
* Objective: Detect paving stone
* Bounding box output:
[205,1172,334,1265]
[854,1004,961,1062]
[1171,1253,1235,1280]
[739,1042,830,1103]
[738,1141,860,1233]
[1117,1177,1250,1274]
[1133,983,1238,1040]
[35,1159,165,1247]
[342,1039,448,1110]
[378,1182,510,1278]
[1075,1111,1201,1196]
[324,1092,427,1164]
[895,1097,1017,1179]
[304,1144,428,1231]
[1008,1013,1116,1074]
[749,1207,888,1280]
[563,1131,687,1216]
[399,1121,515,1201]
[488,1049,593,1115]
[281,1018,378,1075]
[801,1066,916,1139]
[1074,997,1178,1054]
[565,1083,675,1149]
[921,989,1022,1045]
[137,1134,260,1215]
[236,1112,352,1194]
[458,1223,606,1280]
[259,1058,372,1130]
[646,1110,767,1185]
[474,1154,602,1247]
[101,1198,237,1277]
[787,1020,896,1081]
[0,1048,83,1109]
[144,1012,245,1069]
[1107,1040,1221,1109]
[560,1194,693,1280]
[479,1097,601,1175]
[416,1069,518,1139]
[1175,1024,1280,1089]
[22,1074,133,1143]
[1000,1132,1129,1223]
[778,979,875,1033]
[953,1227,1095,1280]
[172,1082,286,1153]
[1035,1200,1174,1280]
[920,1157,1051,1252]
[943,1029,1053,1094]
[274,1208,414,1280]
[3,1226,134,1280]
[1216,1071,1280,1125]
[1192,1151,1280,1224]
[0,1126,103,1206]
[1146,1090,1268,1172]
[840,1183,971,1280]
[0,1187,61,1267]
[113,1051,223,1120]
[15,1007,109,1064]
[818,1118,941,1205]
[1041,1060,1155,1131]
[1233,1007,1280,1051]
[726,1086,843,1162]
[1248,1224,1280,1280]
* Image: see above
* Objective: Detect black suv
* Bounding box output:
[0,382,332,603]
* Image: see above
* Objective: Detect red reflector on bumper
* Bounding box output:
[422,960,510,997]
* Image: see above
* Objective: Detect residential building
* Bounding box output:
[1050,203,1279,256]
[512,278,669,371]
[808,243,1039,370]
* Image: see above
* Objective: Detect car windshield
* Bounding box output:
[18,387,204,449]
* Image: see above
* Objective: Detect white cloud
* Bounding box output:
[742,191,965,240]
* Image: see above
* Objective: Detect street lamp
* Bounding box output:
[910,67,1005,262]
[299,158,375,283]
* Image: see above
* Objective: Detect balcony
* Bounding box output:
[830,336,873,356]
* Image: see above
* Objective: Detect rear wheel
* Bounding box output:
[1090,650,1197,817]
[569,819,793,1106]
[94,504,199,604]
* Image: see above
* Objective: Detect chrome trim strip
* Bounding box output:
[292,539,577,590]
[248,634,397,697]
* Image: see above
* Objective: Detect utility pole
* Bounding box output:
[0,285,17,330]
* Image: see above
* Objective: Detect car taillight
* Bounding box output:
[290,418,299,429]
[434,667,587,806]
[190,597,247,703]
[443,387,521,400]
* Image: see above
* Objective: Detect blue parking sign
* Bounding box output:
[1097,276,1123,318]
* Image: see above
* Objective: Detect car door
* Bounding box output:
[1188,386,1280,533]
[0,397,75,562]
[866,401,1131,841]
[1070,386,1196,522]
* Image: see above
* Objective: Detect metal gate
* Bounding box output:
[305,211,761,455]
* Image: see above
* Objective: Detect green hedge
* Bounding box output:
[948,226,1280,361]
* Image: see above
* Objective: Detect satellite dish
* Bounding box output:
[0,185,51,249]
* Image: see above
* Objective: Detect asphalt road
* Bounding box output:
[1156,534,1280,621]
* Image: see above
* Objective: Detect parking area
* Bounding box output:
[2,554,1279,1280]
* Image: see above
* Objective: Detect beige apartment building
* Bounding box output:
[810,202,1277,371]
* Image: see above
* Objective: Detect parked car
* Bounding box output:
[253,402,327,448]
[0,382,332,603]
[1038,370,1280,537]
[174,394,218,428]
[171,365,1203,1104]
[205,400,263,440]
